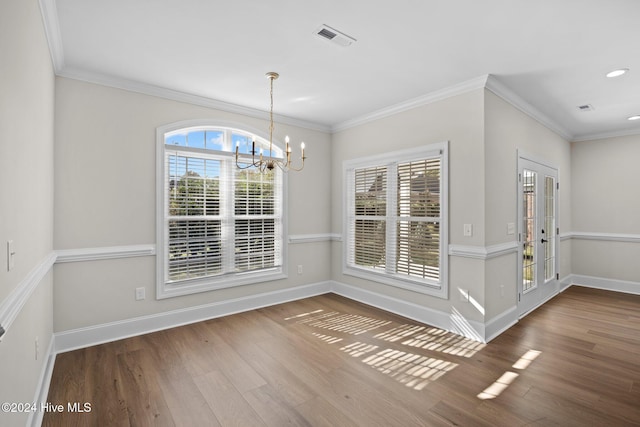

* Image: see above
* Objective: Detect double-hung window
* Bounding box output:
[344,142,448,298]
[157,124,285,298]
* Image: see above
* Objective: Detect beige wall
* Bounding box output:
[53,77,332,331]
[0,0,55,425]
[571,135,640,284]
[331,89,487,324]
[484,90,572,319]
[331,88,573,327]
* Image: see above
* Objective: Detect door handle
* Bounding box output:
[541,238,548,244]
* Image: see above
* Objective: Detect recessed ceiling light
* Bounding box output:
[606,68,629,78]
[628,115,640,121]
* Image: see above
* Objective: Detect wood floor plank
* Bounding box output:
[116,349,176,426]
[294,396,360,427]
[243,385,312,427]
[43,286,640,426]
[193,370,265,427]
[212,316,317,407]
[154,366,221,427]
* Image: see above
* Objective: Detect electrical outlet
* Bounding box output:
[297,265,303,275]
[135,287,145,301]
[507,222,515,235]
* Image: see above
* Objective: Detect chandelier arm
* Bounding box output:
[235,72,305,173]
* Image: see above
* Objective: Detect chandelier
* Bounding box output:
[235,72,306,172]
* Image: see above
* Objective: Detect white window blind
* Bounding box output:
[395,158,441,281]
[158,125,285,298]
[344,143,448,298]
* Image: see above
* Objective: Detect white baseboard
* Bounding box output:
[330,280,485,342]
[55,281,332,354]
[28,335,56,427]
[51,273,640,357]
[568,274,640,295]
[484,306,518,343]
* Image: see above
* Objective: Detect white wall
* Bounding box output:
[571,135,640,287]
[0,0,55,425]
[53,77,332,332]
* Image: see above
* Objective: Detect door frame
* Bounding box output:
[516,151,560,318]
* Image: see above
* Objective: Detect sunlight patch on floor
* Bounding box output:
[512,349,541,370]
[373,324,426,342]
[477,349,541,400]
[402,327,486,358]
[299,312,391,335]
[362,349,458,391]
[340,342,379,357]
[311,332,343,344]
[477,371,519,400]
[284,309,324,321]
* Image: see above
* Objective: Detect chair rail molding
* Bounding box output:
[55,244,156,263]
[0,252,57,340]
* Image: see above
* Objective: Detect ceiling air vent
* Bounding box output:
[315,24,356,47]
[577,104,594,112]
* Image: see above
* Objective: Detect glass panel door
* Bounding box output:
[518,157,558,317]
[522,169,537,293]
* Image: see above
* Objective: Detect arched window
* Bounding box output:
[156,122,286,298]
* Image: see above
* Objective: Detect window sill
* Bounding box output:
[157,269,287,299]
[343,266,448,299]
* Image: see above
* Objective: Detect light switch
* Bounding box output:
[463,224,473,237]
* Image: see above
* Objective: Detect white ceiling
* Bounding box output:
[44,0,640,140]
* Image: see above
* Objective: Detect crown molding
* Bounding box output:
[485,75,573,141]
[571,128,640,143]
[332,75,490,133]
[57,67,332,133]
[37,0,633,142]
[38,0,64,72]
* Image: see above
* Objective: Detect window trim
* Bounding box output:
[342,142,448,299]
[156,119,288,299]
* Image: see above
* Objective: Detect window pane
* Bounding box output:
[235,167,275,215]
[354,167,386,216]
[187,130,205,149]
[168,156,220,216]
[396,220,440,280]
[544,175,555,281]
[235,219,277,272]
[205,130,224,150]
[354,219,386,269]
[397,159,440,217]
[522,169,536,292]
[166,133,187,147]
[168,219,222,281]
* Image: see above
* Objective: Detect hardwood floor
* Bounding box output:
[43,286,640,426]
